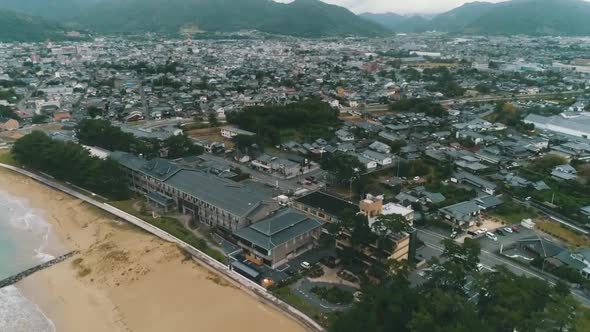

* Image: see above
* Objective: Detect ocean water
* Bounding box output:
[0,191,61,332]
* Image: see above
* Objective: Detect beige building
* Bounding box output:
[336,225,412,265]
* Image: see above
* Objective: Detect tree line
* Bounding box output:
[76,119,203,160]
[11,131,130,200]
[330,235,587,332]
[226,99,340,145]
[0,105,20,121]
[389,98,447,118]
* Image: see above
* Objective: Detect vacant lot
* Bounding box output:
[537,220,590,248]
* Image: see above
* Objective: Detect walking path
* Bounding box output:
[0,163,324,332]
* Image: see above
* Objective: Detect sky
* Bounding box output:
[274,0,510,14]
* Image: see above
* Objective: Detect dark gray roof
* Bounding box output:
[475,195,503,209]
[165,169,272,218]
[518,235,565,258]
[112,151,273,218]
[439,200,482,222]
[111,151,181,181]
[234,208,323,251]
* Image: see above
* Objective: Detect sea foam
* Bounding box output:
[0,286,55,332]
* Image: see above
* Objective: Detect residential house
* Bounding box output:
[451,172,497,195]
[362,149,393,166]
[369,141,391,154]
[439,195,502,228]
[355,154,377,170]
[554,249,590,279]
[335,129,355,142]
[551,164,578,181]
[251,154,301,178]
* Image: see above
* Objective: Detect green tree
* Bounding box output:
[163,134,203,159]
[12,131,130,200]
[87,105,103,118]
[321,153,366,184]
[31,114,49,124]
[0,105,20,121]
[475,83,492,94]
[207,112,220,127]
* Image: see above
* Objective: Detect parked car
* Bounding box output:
[486,232,498,241]
[512,226,520,233]
[503,227,514,234]
[496,229,505,236]
[301,261,312,269]
[477,263,485,272]
[451,231,458,239]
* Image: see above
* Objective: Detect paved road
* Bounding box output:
[291,279,355,313]
[417,227,590,306]
[440,89,588,105]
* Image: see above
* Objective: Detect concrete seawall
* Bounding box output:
[0,251,78,288]
[0,163,324,332]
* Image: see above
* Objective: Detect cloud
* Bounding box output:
[274,0,510,14]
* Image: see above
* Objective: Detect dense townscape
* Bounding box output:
[2,2,590,331]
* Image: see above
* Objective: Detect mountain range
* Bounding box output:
[1,0,590,42]
[0,10,66,42]
[0,0,385,40]
[361,0,590,36]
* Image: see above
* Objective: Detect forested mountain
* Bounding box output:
[362,0,590,36]
[0,0,102,20]
[465,0,590,35]
[0,9,64,41]
[359,12,408,30]
[0,0,386,38]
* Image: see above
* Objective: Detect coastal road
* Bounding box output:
[417,227,590,306]
[0,162,325,332]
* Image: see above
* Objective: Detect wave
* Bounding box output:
[0,191,56,263]
[0,286,55,332]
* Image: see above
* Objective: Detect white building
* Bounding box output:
[381,203,415,224]
[220,126,255,139]
[524,114,590,139]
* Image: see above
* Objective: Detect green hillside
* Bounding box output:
[0,9,64,41]
[465,0,590,36]
[362,0,590,36]
[76,0,385,37]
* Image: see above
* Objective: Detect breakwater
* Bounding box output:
[0,251,77,288]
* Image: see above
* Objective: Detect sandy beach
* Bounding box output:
[0,168,306,332]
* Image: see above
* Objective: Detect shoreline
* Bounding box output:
[0,167,308,332]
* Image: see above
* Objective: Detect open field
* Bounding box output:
[537,220,590,248]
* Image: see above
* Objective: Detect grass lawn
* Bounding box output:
[0,150,19,166]
[273,286,329,326]
[492,209,537,224]
[537,221,590,248]
[110,199,228,264]
[492,201,538,224]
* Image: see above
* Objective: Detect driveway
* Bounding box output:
[291,278,356,313]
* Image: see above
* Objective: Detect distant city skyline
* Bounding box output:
[274,0,584,14]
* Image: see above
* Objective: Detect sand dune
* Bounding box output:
[0,168,306,332]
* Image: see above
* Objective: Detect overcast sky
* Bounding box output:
[274,0,511,14]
